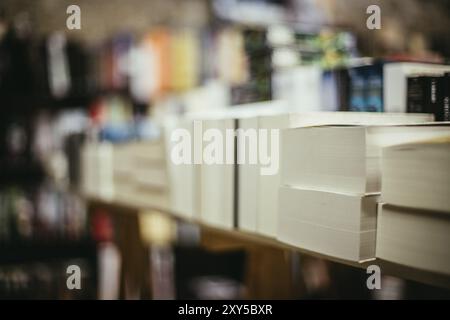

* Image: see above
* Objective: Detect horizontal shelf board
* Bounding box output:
[86,196,450,289]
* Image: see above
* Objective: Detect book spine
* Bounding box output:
[438,73,450,121]
[337,69,350,111]
[407,76,426,113]
[366,66,383,112]
[349,64,383,112]
[348,67,366,112]
[429,77,439,116]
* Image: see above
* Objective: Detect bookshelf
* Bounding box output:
[2,0,450,300]
[0,240,97,265]
[86,196,450,290]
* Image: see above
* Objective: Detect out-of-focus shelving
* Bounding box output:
[86,196,450,290]
[0,240,97,265]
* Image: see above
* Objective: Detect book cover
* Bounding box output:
[348,64,383,112]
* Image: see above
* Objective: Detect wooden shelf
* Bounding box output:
[86,196,450,290]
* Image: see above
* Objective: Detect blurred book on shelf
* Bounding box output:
[381,135,450,213]
[377,204,450,276]
[377,137,450,275]
[278,187,378,262]
[280,124,449,195]
[407,72,450,121]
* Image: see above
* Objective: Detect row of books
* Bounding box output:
[0,17,360,108]
[0,259,95,299]
[228,113,450,275]
[101,60,450,142]
[94,26,359,106]
[0,107,89,243]
[81,139,170,212]
[0,186,87,243]
[273,61,450,117]
[81,104,450,275]
[0,22,243,104]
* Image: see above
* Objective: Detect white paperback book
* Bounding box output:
[237,117,260,232]
[257,114,289,237]
[165,118,200,220]
[287,112,434,127]
[272,65,323,112]
[277,186,378,262]
[199,118,236,229]
[377,204,450,275]
[81,143,115,200]
[281,124,450,195]
[113,139,171,211]
[381,135,450,213]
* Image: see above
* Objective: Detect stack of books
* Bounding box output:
[115,140,170,209]
[277,123,450,262]
[238,112,434,238]
[377,135,450,275]
[81,139,170,210]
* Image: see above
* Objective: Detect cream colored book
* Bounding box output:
[381,135,450,213]
[165,118,200,220]
[277,186,378,262]
[237,117,260,232]
[257,114,289,237]
[199,118,236,229]
[81,143,115,200]
[281,124,450,195]
[377,204,450,275]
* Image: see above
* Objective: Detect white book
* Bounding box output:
[277,186,378,262]
[134,167,168,190]
[381,135,450,213]
[81,143,115,200]
[257,114,289,237]
[383,62,450,113]
[237,117,260,232]
[272,65,322,112]
[113,144,139,205]
[118,186,170,211]
[287,112,434,127]
[281,124,450,195]
[113,139,171,211]
[123,141,166,164]
[165,119,199,219]
[377,204,450,275]
[199,118,236,229]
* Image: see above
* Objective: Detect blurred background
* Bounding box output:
[0,0,450,299]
